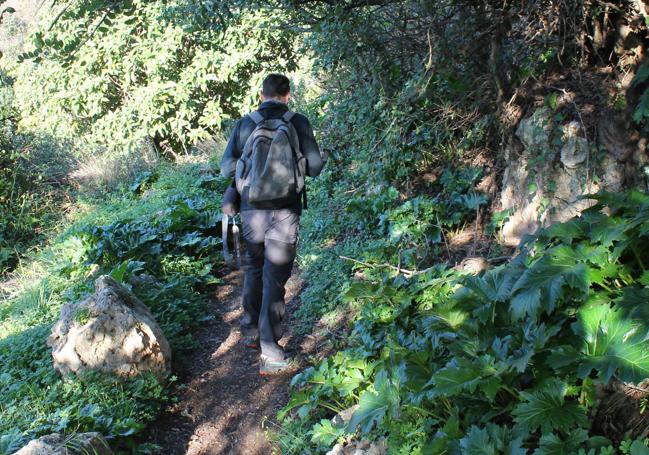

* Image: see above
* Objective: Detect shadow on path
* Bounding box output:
[146,269,308,455]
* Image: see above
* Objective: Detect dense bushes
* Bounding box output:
[3,0,649,453]
[0,72,72,273]
[272,1,649,453]
[280,191,649,453]
[14,0,298,156]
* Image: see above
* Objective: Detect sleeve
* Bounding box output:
[220,119,242,178]
[294,114,324,177]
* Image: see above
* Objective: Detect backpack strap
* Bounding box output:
[248,111,264,125]
[282,111,295,123]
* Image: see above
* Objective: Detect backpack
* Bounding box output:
[235,110,306,208]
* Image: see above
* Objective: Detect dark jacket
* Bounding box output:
[220,100,324,214]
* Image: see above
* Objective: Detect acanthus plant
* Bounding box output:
[281,190,649,454]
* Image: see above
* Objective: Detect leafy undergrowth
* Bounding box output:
[279,190,649,454]
[0,162,228,454]
[293,161,490,337]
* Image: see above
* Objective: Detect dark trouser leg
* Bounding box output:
[241,240,264,327]
[259,210,299,360]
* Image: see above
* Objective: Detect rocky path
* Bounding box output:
[146,269,311,455]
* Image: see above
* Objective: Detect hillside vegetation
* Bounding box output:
[1,0,649,454]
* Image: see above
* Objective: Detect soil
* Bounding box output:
[146,268,315,455]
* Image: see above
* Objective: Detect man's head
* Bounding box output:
[261,73,291,104]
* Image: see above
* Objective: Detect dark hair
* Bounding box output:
[262,73,291,98]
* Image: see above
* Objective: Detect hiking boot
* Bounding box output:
[259,354,291,376]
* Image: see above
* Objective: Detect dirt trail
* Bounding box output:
[147,269,312,455]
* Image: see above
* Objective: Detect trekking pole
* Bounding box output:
[232,218,241,269]
[222,214,233,267]
[222,214,242,270]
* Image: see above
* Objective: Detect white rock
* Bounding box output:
[48,275,171,378]
[332,405,359,427]
[15,432,113,455]
[330,439,387,455]
[501,204,540,247]
[515,107,551,151]
[499,108,638,247]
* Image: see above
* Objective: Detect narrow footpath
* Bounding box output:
[146,269,313,455]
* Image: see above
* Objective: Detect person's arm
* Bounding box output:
[293,114,325,177]
[220,119,242,178]
[221,184,240,215]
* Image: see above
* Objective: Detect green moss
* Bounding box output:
[73,307,91,325]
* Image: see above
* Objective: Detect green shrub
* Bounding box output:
[0,71,72,273]
[0,162,227,452]
[281,190,649,453]
[13,1,298,156]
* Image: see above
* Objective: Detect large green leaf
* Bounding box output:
[512,379,587,434]
[459,426,497,455]
[463,262,523,304]
[428,356,505,400]
[615,287,649,320]
[576,304,649,383]
[428,358,482,397]
[510,246,589,320]
[536,218,585,245]
[587,212,631,247]
[510,288,542,321]
[533,429,589,455]
[311,419,346,446]
[348,370,399,434]
[458,424,526,455]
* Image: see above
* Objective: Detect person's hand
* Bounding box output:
[222,185,240,216]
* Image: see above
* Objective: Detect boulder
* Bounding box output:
[499,107,646,247]
[48,275,171,378]
[15,432,113,455]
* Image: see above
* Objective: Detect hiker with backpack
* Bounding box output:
[220,73,328,375]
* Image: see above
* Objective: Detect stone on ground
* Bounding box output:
[15,432,113,455]
[48,275,171,378]
[327,439,387,455]
[327,406,387,455]
[454,256,491,274]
